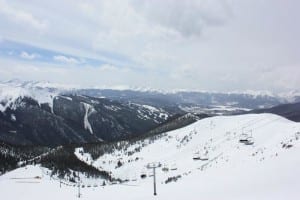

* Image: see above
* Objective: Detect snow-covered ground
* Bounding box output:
[1,113,300,200]
[75,114,300,181]
[128,102,169,122]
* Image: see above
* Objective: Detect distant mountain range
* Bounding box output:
[0,79,299,146]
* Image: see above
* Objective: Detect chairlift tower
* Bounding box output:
[146,162,162,196]
[77,171,81,198]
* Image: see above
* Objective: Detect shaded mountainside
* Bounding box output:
[247,102,300,122]
[0,96,97,146]
[0,94,171,146]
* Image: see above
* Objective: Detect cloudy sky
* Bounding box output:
[0,0,299,92]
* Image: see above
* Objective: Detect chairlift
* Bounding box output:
[199,150,209,161]
[199,154,209,161]
[239,133,254,145]
[140,173,147,179]
[193,152,200,160]
[193,151,209,161]
[140,169,147,179]
[244,136,254,145]
[239,133,249,143]
[170,163,177,170]
[161,164,169,172]
[295,132,300,140]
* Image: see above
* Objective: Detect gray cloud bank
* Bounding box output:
[0,0,299,93]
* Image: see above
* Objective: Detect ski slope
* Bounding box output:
[75,114,300,182]
[1,113,300,200]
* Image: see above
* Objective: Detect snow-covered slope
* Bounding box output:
[0,113,299,200]
[1,147,300,200]
[73,114,300,198]
[0,80,173,145]
[1,114,300,200]
[75,114,300,183]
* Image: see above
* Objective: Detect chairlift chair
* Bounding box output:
[140,169,147,179]
[162,163,169,172]
[193,152,201,160]
[193,151,209,161]
[239,133,249,143]
[199,152,209,161]
[170,163,177,170]
[140,174,147,179]
[244,136,254,145]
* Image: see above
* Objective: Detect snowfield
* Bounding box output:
[1,113,300,200]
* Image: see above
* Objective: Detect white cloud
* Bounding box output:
[53,55,80,65]
[0,0,47,31]
[0,58,148,88]
[0,0,299,92]
[131,0,231,37]
[20,51,39,60]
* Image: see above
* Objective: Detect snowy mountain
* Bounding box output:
[0,113,299,200]
[0,80,172,146]
[0,94,172,146]
[74,113,300,184]
[0,79,300,114]
[2,79,298,116]
[0,79,299,146]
